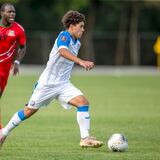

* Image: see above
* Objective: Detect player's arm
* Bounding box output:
[15,44,26,62]
[13,26,26,76]
[59,48,94,70]
[13,44,26,75]
[57,32,94,70]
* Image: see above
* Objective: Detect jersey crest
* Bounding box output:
[61,35,67,42]
[0,22,26,63]
[8,30,15,36]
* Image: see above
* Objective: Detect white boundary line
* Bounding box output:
[18,65,160,76]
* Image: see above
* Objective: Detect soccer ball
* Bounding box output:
[107,133,128,152]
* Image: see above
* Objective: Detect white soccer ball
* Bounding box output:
[107,133,128,152]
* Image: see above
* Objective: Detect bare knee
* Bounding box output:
[69,95,89,107]
[24,106,38,118]
[79,97,89,106]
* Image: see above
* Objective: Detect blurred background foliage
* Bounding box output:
[0,0,160,65]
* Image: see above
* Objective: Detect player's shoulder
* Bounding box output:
[57,31,71,43]
[13,22,25,32]
[58,31,71,39]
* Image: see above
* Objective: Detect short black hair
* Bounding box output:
[61,10,86,29]
[0,3,14,12]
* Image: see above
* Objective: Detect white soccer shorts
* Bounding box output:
[27,82,83,109]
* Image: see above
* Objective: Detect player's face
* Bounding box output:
[71,21,85,39]
[1,5,16,25]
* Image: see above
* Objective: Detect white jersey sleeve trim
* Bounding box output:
[58,45,68,50]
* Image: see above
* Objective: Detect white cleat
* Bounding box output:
[0,129,7,149]
[80,136,103,148]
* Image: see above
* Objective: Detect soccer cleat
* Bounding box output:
[0,129,6,149]
[80,136,103,148]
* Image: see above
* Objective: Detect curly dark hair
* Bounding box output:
[61,10,86,29]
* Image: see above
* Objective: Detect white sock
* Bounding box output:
[2,112,22,136]
[77,106,90,139]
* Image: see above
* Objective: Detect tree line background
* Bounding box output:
[0,0,160,66]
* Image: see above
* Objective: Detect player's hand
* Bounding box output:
[12,62,20,76]
[79,60,94,71]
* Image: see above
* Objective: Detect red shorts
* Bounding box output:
[0,61,12,93]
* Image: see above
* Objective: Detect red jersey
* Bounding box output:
[0,22,26,63]
[0,22,26,92]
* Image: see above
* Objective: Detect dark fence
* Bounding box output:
[23,31,158,66]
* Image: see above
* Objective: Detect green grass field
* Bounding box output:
[0,74,160,160]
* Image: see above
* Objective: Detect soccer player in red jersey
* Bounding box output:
[0,3,26,129]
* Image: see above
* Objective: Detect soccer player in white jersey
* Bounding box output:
[0,10,103,148]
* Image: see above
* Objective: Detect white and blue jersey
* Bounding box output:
[27,31,83,109]
[38,31,81,86]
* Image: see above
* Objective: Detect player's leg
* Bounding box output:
[0,81,41,148]
[0,106,38,148]
[0,89,2,97]
[0,86,4,129]
[0,64,12,129]
[2,106,38,135]
[0,82,57,148]
[69,95,103,148]
[0,102,2,129]
[58,83,103,148]
[69,95,90,138]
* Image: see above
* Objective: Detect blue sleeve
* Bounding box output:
[57,32,71,48]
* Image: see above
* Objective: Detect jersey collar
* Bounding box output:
[0,19,13,28]
[66,30,78,44]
